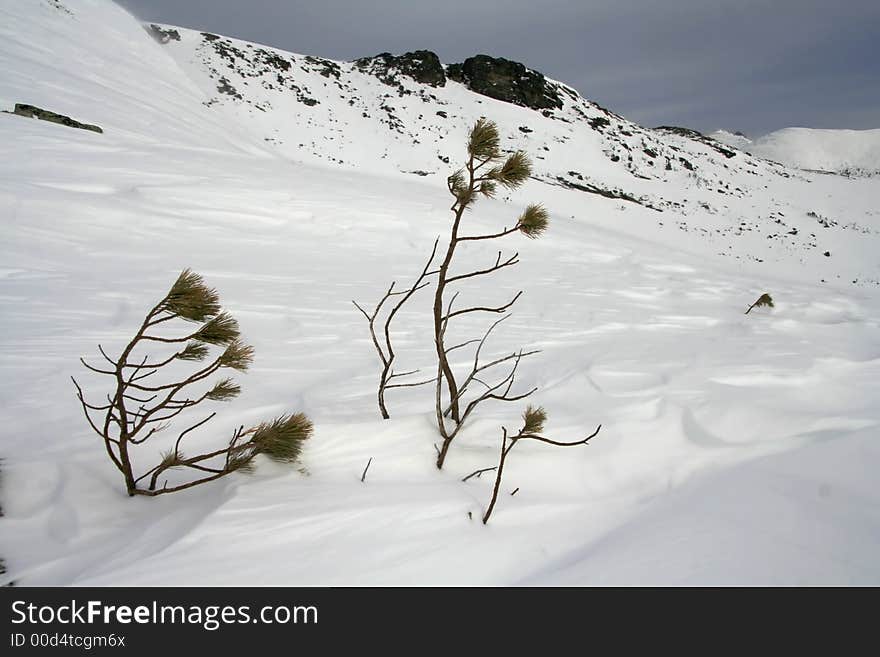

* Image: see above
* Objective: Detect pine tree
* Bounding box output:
[73,269,312,497]
[432,118,548,469]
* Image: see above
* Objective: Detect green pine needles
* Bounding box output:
[165,268,222,321]
[467,118,502,160]
[521,405,547,435]
[73,269,313,497]
[518,204,549,238]
[745,292,774,314]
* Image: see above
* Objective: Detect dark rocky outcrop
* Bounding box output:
[48,0,72,15]
[196,33,320,108]
[147,24,180,44]
[654,125,704,140]
[446,55,563,111]
[544,174,661,211]
[655,125,737,159]
[215,77,243,100]
[356,50,446,87]
[588,116,611,131]
[9,104,102,134]
[304,55,341,79]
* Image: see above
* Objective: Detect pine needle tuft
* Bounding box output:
[165,269,221,322]
[494,151,532,189]
[194,312,240,346]
[227,452,256,474]
[178,342,209,362]
[522,405,547,434]
[746,292,775,314]
[159,449,183,468]
[448,169,466,196]
[755,293,774,308]
[457,187,475,208]
[251,413,313,463]
[468,118,501,160]
[218,339,254,371]
[478,180,497,198]
[205,377,241,402]
[518,204,549,238]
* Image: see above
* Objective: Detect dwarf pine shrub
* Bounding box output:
[73,269,312,496]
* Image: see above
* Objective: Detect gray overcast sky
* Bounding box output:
[115,0,879,137]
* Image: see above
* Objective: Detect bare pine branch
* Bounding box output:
[446,252,520,283]
[462,466,497,482]
[443,291,523,321]
[354,239,438,419]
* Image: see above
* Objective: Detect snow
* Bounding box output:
[1,0,879,585]
[713,127,880,176]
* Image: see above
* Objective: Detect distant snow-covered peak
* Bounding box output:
[713,127,880,177]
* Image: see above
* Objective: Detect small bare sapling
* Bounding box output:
[481,406,600,524]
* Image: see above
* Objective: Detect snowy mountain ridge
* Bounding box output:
[133,19,880,287]
[149,21,785,202]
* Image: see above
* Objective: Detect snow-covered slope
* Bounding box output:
[713,127,880,177]
[0,0,268,153]
[146,23,880,287]
[153,24,772,189]
[1,0,879,585]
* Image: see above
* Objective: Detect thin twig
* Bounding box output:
[446,251,519,284]
[361,457,373,483]
[442,290,523,321]
[462,466,497,482]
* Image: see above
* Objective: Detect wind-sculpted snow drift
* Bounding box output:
[0,0,878,585]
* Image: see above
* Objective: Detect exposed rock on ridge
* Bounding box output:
[446,55,563,111]
[356,50,446,87]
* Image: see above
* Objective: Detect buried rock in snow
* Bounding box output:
[9,103,103,134]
